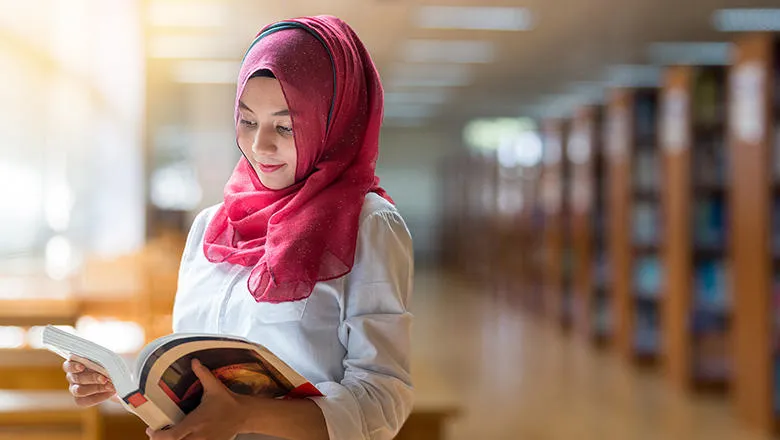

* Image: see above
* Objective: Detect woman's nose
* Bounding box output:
[251,127,276,155]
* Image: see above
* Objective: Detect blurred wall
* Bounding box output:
[377,125,461,266]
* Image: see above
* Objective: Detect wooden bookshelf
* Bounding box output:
[561,120,574,331]
[606,88,661,364]
[521,167,546,314]
[592,108,610,347]
[540,119,570,327]
[568,105,610,345]
[660,65,730,393]
[730,32,780,433]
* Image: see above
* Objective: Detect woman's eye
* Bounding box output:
[277,125,293,135]
[240,119,257,128]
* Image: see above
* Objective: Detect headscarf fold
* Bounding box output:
[202,15,390,303]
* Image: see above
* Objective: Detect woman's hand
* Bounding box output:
[63,357,116,407]
[146,359,249,440]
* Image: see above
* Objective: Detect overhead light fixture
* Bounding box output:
[565,82,606,105]
[150,35,238,59]
[388,63,474,88]
[712,9,780,32]
[403,39,495,63]
[604,65,661,88]
[173,60,240,84]
[416,6,534,31]
[535,94,584,118]
[148,1,228,28]
[648,42,733,66]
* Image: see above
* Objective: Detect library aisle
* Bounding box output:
[411,269,768,440]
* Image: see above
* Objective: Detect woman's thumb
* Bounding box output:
[191,359,226,394]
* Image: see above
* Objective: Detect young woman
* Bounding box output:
[62,15,414,440]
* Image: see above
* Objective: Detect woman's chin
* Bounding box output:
[258,175,293,191]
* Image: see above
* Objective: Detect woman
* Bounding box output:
[62,15,414,440]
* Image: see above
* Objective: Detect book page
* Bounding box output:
[41,325,137,397]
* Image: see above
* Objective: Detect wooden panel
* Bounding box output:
[0,299,79,327]
[660,65,694,391]
[607,89,636,361]
[730,33,775,432]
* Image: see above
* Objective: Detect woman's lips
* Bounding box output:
[258,163,285,173]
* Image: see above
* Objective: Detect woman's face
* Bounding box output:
[237,76,297,190]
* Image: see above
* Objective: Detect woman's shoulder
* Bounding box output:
[359,192,401,225]
[355,193,412,254]
[190,203,223,232]
[350,193,413,287]
[180,203,223,262]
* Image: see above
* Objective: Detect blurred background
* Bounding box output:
[2,0,780,439]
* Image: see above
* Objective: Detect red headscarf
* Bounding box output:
[202,16,391,303]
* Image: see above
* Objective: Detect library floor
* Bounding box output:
[410,269,770,440]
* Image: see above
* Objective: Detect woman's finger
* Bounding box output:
[74,391,116,408]
[70,382,114,397]
[66,371,109,386]
[62,360,85,374]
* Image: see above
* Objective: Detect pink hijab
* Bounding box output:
[202,16,391,303]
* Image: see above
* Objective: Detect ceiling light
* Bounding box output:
[536,94,583,118]
[648,42,733,66]
[148,1,228,27]
[712,9,780,32]
[404,39,495,63]
[605,65,661,88]
[173,60,240,84]
[416,6,534,31]
[565,82,606,105]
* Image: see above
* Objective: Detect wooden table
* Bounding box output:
[0,390,100,440]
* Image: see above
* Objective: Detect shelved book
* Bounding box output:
[634,303,660,354]
[41,326,321,430]
[693,260,730,312]
[693,198,726,247]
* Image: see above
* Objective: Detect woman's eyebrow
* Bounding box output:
[238,100,254,113]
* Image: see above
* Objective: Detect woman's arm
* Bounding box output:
[306,209,415,440]
[236,395,329,440]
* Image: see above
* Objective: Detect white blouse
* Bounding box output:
[171,192,414,440]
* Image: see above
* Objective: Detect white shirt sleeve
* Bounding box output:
[308,209,415,440]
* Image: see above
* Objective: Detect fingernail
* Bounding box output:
[105,383,114,391]
[192,358,201,367]
[74,364,84,372]
[98,375,107,384]
[70,384,78,394]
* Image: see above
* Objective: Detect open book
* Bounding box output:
[41,325,322,430]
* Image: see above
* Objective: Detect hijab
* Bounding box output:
[202,15,390,303]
